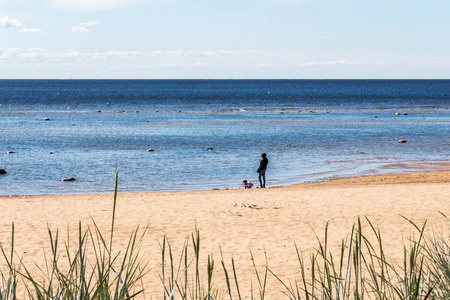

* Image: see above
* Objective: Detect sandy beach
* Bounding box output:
[1,169,449,298]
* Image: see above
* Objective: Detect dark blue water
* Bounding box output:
[1,80,449,195]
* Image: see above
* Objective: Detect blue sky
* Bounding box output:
[1,0,449,79]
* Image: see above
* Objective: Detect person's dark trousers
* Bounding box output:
[258,169,266,188]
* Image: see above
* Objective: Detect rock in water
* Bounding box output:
[0,169,6,174]
[147,148,154,152]
[59,177,75,181]
[398,139,407,143]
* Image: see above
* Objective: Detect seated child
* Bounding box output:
[243,179,253,189]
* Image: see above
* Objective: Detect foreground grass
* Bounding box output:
[0,173,449,299]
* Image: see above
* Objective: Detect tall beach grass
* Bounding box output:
[1,172,449,299]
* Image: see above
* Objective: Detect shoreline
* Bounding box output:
[1,167,449,198]
[296,168,450,187]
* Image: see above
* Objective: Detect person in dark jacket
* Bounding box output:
[257,153,268,188]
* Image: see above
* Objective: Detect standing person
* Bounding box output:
[257,153,268,188]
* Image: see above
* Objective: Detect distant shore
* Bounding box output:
[1,169,449,298]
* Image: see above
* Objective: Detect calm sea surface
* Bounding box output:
[0,80,449,195]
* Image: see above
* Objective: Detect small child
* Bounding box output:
[243,179,253,189]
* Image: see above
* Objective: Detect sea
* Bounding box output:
[0,79,449,196]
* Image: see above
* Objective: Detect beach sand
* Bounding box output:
[1,170,449,298]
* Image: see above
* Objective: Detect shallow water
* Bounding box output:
[0,80,449,195]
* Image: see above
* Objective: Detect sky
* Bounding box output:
[1,0,449,79]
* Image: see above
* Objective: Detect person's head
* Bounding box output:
[261,153,266,158]
[243,179,247,183]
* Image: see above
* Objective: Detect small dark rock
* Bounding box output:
[146,148,154,152]
[403,112,408,115]
[205,147,213,151]
[7,151,14,154]
[59,177,75,181]
[96,110,101,113]
[48,152,53,154]
[42,118,50,121]
[398,139,407,143]
[0,169,6,174]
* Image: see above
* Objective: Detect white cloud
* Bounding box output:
[86,51,140,59]
[298,60,386,67]
[0,48,140,62]
[51,0,145,11]
[29,47,45,52]
[0,48,20,60]
[71,25,90,33]
[80,21,98,27]
[0,17,23,28]
[0,48,20,63]
[71,21,98,33]
[1,17,42,33]
[19,48,47,62]
[190,62,206,67]
[162,62,207,68]
[255,63,274,68]
[21,28,42,34]
[410,60,449,65]
[153,50,214,57]
[218,50,262,56]
[152,49,261,57]
[53,51,82,60]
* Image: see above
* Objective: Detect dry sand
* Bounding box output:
[1,170,449,298]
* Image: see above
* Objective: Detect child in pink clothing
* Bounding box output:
[243,179,253,189]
